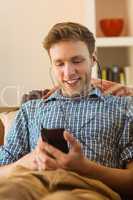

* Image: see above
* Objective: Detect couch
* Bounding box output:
[0,79,133,145]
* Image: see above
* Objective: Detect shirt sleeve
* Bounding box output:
[0,104,30,165]
[119,97,133,166]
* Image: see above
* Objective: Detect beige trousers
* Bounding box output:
[0,166,121,200]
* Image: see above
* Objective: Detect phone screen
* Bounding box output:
[41,128,69,153]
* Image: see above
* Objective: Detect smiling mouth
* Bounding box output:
[64,78,81,88]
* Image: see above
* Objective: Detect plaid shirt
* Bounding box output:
[0,88,133,168]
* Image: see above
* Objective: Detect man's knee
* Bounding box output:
[0,174,48,200]
[72,189,115,200]
[41,191,83,200]
[41,190,106,200]
[0,180,31,200]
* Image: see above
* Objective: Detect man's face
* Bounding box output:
[49,40,94,97]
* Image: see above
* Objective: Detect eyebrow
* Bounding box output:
[54,55,84,63]
[71,55,85,60]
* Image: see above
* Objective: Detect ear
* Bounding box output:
[92,51,97,63]
[90,51,97,67]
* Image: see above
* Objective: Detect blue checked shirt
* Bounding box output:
[0,88,133,168]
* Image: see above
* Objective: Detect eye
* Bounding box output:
[73,60,82,64]
[72,58,85,64]
[55,62,64,67]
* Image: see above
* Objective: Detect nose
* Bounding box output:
[64,63,75,78]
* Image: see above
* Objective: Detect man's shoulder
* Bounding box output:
[103,94,132,107]
[20,99,46,115]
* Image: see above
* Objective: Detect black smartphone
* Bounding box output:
[41,128,69,153]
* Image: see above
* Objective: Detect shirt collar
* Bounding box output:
[45,87,104,102]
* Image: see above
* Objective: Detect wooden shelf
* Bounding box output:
[96,36,133,47]
[86,0,133,79]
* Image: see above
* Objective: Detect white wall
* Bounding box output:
[0,0,86,106]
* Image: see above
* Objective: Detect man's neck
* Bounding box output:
[61,85,92,98]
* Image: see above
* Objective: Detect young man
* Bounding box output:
[0,22,133,200]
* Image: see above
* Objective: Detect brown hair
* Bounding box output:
[43,22,95,56]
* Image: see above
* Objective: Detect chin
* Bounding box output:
[67,92,81,97]
[62,87,83,97]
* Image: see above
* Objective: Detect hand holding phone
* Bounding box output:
[41,128,69,153]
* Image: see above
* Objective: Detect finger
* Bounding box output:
[42,86,59,99]
[63,131,75,144]
[44,155,58,170]
[35,152,58,170]
[43,141,66,160]
[35,156,45,170]
[64,131,81,153]
[34,148,46,170]
[37,137,46,150]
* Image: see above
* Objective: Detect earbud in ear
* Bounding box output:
[92,56,97,62]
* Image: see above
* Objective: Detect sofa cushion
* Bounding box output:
[0,111,18,144]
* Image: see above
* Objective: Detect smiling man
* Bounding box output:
[49,40,93,97]
[0,22,133,200]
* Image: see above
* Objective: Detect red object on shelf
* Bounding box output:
[100,18,124,37]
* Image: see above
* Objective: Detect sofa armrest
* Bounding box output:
[0,118,4,145]
[0,107,19,145]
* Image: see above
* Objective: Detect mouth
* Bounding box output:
[64,78,80,87]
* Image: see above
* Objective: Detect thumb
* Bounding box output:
[64,131,81,153]
[37,137,45,150]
